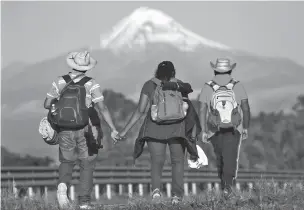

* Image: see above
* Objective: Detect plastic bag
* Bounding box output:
[187,145,208,169]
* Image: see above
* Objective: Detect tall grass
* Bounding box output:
[1,180,304,210]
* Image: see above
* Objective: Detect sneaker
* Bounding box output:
[57,183,70,208]
[79,203,95,210]
[151,188,161,202]
[171,196,181,205]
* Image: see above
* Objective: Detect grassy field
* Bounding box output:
[1,180,304,210]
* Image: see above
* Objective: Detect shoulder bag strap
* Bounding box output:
[59,73,85,96]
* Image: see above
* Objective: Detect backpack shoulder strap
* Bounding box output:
[76,76,92,86]
[59,73,85,95]
[225,78,239,90]
[206,80,220,91]
[150,79,162,105]
[151,77,162,86]
[62,74,72,83]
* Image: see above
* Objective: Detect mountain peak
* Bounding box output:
[100,7,231,53]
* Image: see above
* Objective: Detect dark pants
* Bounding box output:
[147,137,186,197]
[57,126,97,204]
[210,128,241,190]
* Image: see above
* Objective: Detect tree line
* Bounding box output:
[2,90,304,170]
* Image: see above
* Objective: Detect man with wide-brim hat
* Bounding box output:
[198,58,251,198]
[43,50,120,209]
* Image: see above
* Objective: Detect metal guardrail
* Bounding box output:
[2,166,304,187]
[2,166,304,200]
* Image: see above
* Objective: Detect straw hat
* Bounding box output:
[66,51,97,71]
[210,58,236,72]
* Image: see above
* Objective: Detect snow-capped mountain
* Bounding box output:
[100,7,231,53]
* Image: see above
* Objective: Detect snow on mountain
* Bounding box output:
[100,7,231,53]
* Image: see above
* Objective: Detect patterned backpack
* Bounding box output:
[206,79,242,129]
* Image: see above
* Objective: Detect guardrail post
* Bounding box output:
[184,182,189,196]
[166,183,171,197]
[128,183,133,198]
[118,184,123,195]
[70,185,75,201]
[106,184,112,200]
[214,183,220,191]
[28,187,34,198]
[44,186,48,199]
[247,182,253,192]
[192,183,197,195]
[207,183,212,191]
[138,184,143,196]
[236,182,241,191]
[95,184,100,200]
[12,180,18,198]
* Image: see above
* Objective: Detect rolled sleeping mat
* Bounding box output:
[38,117,59,145]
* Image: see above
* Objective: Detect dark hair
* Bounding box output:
[214,70,232,76]
[154,61,176,81]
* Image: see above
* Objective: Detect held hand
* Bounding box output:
[110,130,119,144]
[111,130,127,145]
[241,129,248,141]
[202,132,209,144]
[117,130,127,140]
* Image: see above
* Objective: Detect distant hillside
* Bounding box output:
[1,146,54,166]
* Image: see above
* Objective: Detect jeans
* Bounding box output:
[147,137,186,197]
[210,128,241,190]
[57,126,97,204]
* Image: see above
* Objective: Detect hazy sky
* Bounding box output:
[2,1,304,68]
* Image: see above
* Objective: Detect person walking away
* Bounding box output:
[43,51,120,209]
[117,61,201,204]
[198,58,251,198]
[133,78,202,168]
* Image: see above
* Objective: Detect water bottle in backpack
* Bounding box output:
[51,104,57,115]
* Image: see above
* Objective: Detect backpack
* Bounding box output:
[206,79,242,129]
[48,74,92,130]
[150,77,187,125]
